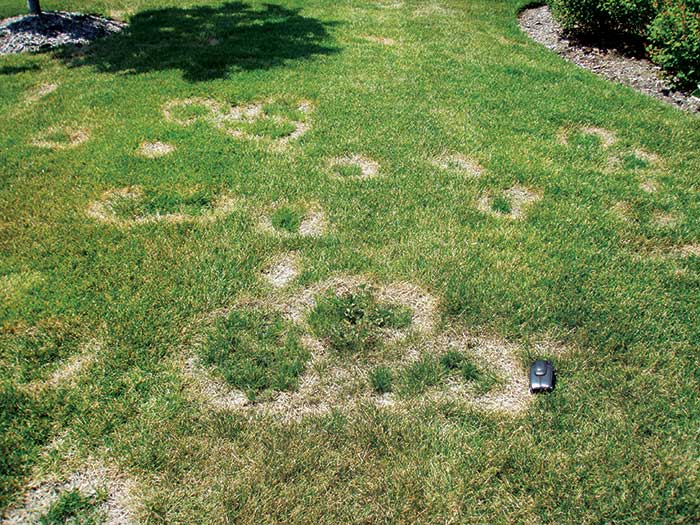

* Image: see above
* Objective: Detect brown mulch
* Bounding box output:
[518,5,700,113]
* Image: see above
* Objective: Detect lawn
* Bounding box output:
[1,0,699,522]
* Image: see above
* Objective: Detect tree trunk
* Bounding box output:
[28,0,41,15]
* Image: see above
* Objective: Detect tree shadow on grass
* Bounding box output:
[55,2,339,82]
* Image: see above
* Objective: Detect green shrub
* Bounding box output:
[549,0,660,35]
[648,0,700,89]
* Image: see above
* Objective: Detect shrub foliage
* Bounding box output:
[548,0,700,89]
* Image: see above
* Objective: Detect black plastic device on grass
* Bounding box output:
[529,360,555,394]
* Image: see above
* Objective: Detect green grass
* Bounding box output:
[270,204,305,233]
[490,194,512,214]
[1,0,699,522]
[368,365,393,393]
[111,188,215,219]
[308,288,412,353]
[39,489,107,525]
[200,309,309,400]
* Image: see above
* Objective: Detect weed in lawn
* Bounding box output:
[199,309,309,401]
[308,288,413,354]
[137,141,175,158]
[262,253,300,289]
[328,155,380,180]
[87,187,237,226]
[31,126,89,150]
[369,366,393,394]
[432,153,483,177]
[478,185,541,220]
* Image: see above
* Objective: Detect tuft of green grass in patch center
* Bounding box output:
[39,488,107,525]
[490,195,512,215]
[200,309,309,401]
[308,288,412,353]
[270,205,306,233]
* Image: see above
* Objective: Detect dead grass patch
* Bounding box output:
[678,244,700,257]
[1,270,43,305]
[432,152,483,177]
[31,126,89,149]
[26,82,58,103]
[477,185,542,220]
[162,97,222,126]
[611,201,634,222]
[279,275,438,336]
[257,202,327,237]
[640,179,659,193]
[86,187,237,227]
[558,125,617,147]
[262,252,300,289]
[2,463,135,525]
[402,332,531,414]
[163,98,313,150]
[137,141,175,158]
[328,154,380,180]
[361,35,397,46]
[653,211,679,228]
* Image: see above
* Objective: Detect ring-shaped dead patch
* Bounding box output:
[640,179,659,193]
[477,185,542,220]
[31,126,89,150]
[162,97,223,126]
[257,201,327,237]
[279,275,438,336]
[432,152,483,177]
[182,276,439,421]
[557,125,617,148]
[164,97,313,150]
[26,82,58,103]
[361,35,397,45]
[24,338,101,395]
[2,464,134,524]
[137,141,175,158]
[408,332,532,414]
[328,154,380,180]
[86,186,237,227]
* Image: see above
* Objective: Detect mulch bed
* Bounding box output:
[0,11,124,55]
[518,5,700,113]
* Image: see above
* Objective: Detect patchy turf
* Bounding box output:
[1,0,699,523]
